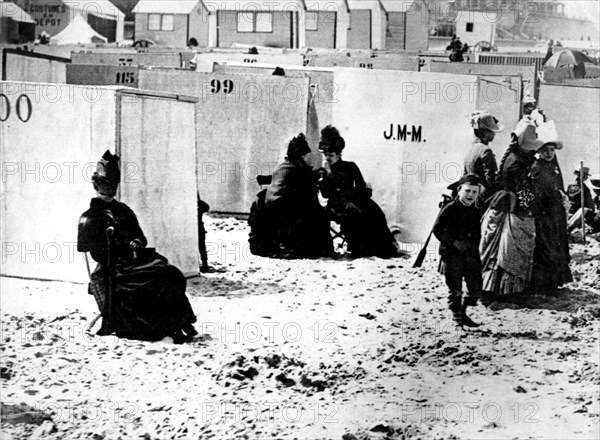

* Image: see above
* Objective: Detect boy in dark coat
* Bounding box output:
[433,174,484,327]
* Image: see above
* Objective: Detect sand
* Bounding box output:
[1,215,599,440]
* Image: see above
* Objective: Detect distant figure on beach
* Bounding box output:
[567,166,594,216]
[542,40,554,64]
[36,31,51,45]
[447,34,467,62]
[197,196,211,273]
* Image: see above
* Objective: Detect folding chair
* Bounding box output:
[83,252,102,334]
[255,174,347,253]
[329,218,347,253]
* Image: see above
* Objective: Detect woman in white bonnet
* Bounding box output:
[480,120,543,300]
[530,122,572,295]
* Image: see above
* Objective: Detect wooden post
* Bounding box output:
[580,161,586,243]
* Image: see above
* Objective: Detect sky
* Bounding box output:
[563,0,600,25]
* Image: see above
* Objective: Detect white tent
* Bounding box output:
[50,13,107,45]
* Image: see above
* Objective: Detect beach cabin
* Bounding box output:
[381,0,429,51]
[304,0,350,49]
[347,0,387,50]
[14,0,124,42]
[0,1,35,43]
[205,0,304,49]
[133,0,210,47]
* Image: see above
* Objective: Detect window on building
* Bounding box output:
[466,22,474,32]
[306,11,318,31]
[148,13,174,31]
[255,12,273,32]
[237,12,273,33]
[162,14,174,31]
[148,14,161,30]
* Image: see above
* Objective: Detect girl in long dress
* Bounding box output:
[530,124,572,294]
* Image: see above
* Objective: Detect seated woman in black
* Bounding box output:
[249,134,333,259]
[77,151,197,344]
[317,125,400,258]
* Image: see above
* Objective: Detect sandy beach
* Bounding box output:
[1,215,599,440]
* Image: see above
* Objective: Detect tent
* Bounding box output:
[50,13,107,45]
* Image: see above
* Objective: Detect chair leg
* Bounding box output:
[85,314,102,335]
[330,222,347,253]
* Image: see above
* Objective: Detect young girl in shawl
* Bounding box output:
[530,123,572,295]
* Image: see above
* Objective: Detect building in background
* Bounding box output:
[14,0,124,42]
[207,0,305,49]
[0,1,35,43]
[347,0,387,50]
[107,0,139,41]
[304,0,350,50]
[381,0,429,51]
[133,0,210,47]
[455,9,497,47]
[428,0,598,44]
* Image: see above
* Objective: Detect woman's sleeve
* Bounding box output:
[530,163,546,213]
[77,214,105,263]
[351,162,367,191]
[123,205,148,247]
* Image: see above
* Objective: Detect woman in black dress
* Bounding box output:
[249,134,333,259]
[77,151,197,343]
[530,127,572,294]
[317,125,399,258]
[480,120,542,297]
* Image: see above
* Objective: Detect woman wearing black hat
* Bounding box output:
[257,133,333,259]
[317,126,399,258]
[77,151,197,344]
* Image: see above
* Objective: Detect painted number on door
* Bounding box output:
[0,94,33,123]
[115,72,136,84]
[210,79,235,94]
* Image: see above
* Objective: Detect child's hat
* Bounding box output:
[458,173,483,187]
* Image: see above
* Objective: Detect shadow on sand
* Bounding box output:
[483,287,600,316]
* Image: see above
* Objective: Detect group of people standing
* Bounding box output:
[434,102,580,327]
[248,126,402,260]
